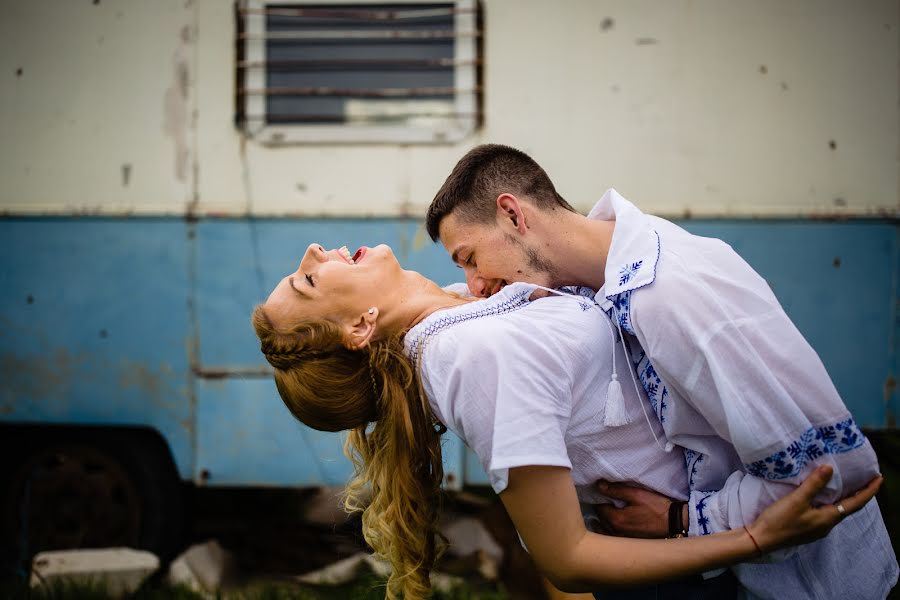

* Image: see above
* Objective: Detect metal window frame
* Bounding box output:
[236,0,479,145]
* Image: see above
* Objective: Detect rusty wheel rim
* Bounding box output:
[11,444,142,555]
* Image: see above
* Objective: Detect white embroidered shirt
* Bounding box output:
[590,188,897,600]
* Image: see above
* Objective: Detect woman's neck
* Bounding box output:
[381,272,477,336]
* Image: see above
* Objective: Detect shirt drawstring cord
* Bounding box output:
[533,285,672,452]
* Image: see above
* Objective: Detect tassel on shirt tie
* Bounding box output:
[604,372,629,426]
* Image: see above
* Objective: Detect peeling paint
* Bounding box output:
[162,27,192,183]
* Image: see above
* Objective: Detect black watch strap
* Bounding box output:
[668,500,688,538]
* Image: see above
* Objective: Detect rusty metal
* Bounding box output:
[238,6,475,21]
[238,85,475,98]
[242,112,478,123]
[238,29,478,41]
[237,58,480,69]
[192,364,273,379]
[234,1,246,127]
[9,444,142,554]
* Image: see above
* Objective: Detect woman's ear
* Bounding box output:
[346,307,378,349]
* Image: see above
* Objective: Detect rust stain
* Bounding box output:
[118,362,162,395]
[180,417,194,434]
[0,348,86,403]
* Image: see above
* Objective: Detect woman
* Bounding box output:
[252,243,880,600]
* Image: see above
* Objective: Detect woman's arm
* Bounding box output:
[500,464,880,593]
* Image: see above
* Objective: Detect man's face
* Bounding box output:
[438,210,554,297]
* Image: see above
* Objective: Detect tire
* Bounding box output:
[0,426,184,575]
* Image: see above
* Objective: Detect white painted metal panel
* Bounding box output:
[2,0,897,217]
[0,0,196,214]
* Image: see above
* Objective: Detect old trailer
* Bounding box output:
[1,0,897,566]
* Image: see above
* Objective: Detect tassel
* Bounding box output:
[604,373,631,426]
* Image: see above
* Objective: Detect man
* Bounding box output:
[425,144,898,600]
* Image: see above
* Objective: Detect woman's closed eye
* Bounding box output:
[305,273,315,287]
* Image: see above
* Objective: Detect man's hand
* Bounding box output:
[593,481,676,538]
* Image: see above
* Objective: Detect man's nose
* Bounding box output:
[466,272,490,298]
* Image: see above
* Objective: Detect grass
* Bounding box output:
[0,574,509,600]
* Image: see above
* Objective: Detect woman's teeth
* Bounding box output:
[338,246,355,264]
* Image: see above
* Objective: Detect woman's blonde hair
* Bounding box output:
[251,305,445,600]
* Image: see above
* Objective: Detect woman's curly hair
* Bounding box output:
[252,305,446,599]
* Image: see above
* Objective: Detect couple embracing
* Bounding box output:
[254,144,897,600]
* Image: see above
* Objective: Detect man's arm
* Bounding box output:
[624,257,881,537]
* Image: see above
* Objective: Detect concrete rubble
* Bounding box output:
[167,539,238,595]
[30,547,158,597]
[295,551,462,592]
[441,514,504,581]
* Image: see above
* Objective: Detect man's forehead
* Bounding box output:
[439,212,488,246]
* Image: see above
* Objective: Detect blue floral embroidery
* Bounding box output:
[607,294,671,422]
[637,359,668,422]
[695,492,715,535]
[745,417,866,480]
[405,288,533,365]
[558,285,595,299]
[683,449,705,489]
[618,260,643,285]
[555,286,596,312]
[610,290,635,335]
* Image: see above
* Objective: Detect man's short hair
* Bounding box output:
[425,144,575,241]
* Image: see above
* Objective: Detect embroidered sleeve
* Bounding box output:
[629,250,881,526]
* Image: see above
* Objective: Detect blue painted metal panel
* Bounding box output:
[194,218,464,368]
[2,217,895,490]
[193,219,468,486]
[0,219,194,479]
[680,221,898,429]
[195,377,354,486]
[193,376,468,488]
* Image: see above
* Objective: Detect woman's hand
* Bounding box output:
[747,465,883,553]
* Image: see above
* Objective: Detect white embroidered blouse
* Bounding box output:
[403,282,688,505]
[589,188,897,600]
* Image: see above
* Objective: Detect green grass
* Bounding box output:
[0,574,508,600]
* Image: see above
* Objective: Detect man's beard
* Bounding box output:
[505,233,556,283]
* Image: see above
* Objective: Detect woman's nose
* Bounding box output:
[298,243,326,270]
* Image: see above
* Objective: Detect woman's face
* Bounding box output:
[265,242,402,332]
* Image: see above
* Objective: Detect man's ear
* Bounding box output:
[346,307,378,349]
[496,193,528,235]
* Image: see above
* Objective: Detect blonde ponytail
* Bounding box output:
[252,306,445,599]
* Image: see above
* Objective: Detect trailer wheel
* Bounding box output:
[0,428,184,573]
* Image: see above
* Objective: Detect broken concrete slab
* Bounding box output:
[30,547,159,597]
[166,539,237,594]
[296,552,462,593]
